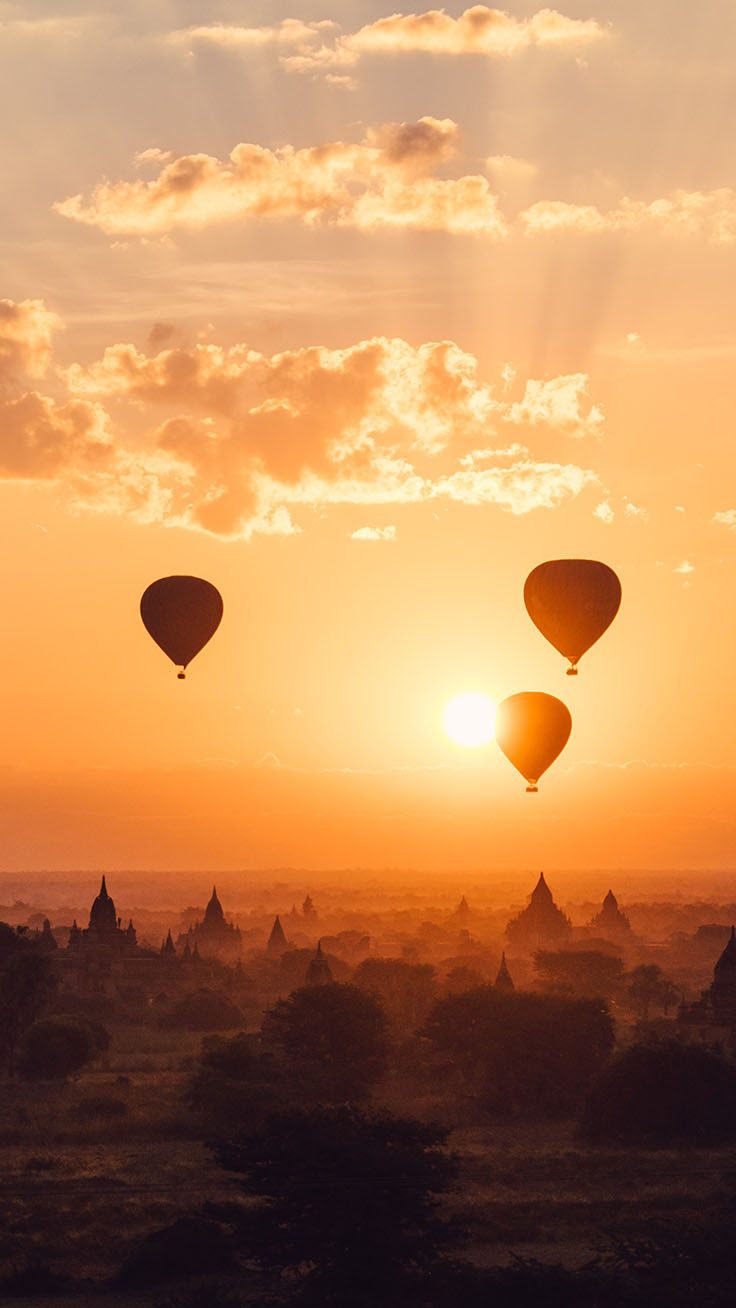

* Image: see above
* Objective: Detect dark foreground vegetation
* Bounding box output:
[3,916,736,1305]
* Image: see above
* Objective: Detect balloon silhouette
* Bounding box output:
[524,559,621,675]
[495,692,572,792]
[140,576,223,679]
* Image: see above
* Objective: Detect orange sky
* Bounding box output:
[0,1,734,875]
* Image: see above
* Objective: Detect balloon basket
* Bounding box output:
[526,784,538,793]
[566,666,578,676]
[177,671,186,680]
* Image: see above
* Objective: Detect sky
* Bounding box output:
[0,0,735,877]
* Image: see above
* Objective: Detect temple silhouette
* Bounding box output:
[680,926,736,1030]
[505,873,572,951]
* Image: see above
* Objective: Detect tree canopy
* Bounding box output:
[581,1038,736,1145]
[423,986,614,1117]
[261,982,390,1104]
[215,1105,459,1306]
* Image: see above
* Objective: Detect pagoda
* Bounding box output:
[680,926,736,1028]
[588,890,632,941]
[305,940,333,986]
[494,951,514,992]
[505,873,572,952]
[180,887,242,960]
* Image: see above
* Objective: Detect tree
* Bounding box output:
[533,949,624,1000]
[581,1038,736,1145]
[625,965,678,1021]
[0,947,57,1074]
[187,1031,287,1129]
[261,983,390,1104]
[352,958,438,1035]
[18,1016,108,1080]
[215,1106,460,1306]
[422,986,614,1117]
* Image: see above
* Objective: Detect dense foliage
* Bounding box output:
[19,1015,109,1080]
[215,1105,460,1306]
[581,1037,736,1145]
[423,986,615,1116]
[261,982,391,1103]
[0,930,57,1074]
[533,948,624,999]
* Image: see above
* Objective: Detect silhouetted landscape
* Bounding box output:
[3,0,736,1303]
[3,867,736,1305]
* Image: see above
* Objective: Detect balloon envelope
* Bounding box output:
[140,576,223,676]
[495,692,572,791]
[524,559,621,673]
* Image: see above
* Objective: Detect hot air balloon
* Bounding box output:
[524,559,621,675]
[495,692,572,792]
[140,576,223,679]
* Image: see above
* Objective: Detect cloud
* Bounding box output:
[713,509,736,530]
[0,298,61,382]
[0,391,112,479]
[345,6,605,56]
[521,189,736,243]
[4,317,602,538]
[351,525,397,540]
[624,499,647,519]
[594,501,614,523]
[673,560,694,575]
[173,9,606,82]
[508,374,603,438]
[54,119,508,238]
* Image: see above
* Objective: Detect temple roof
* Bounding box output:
[268,914,288,954]
[89,875,117,930]
[531,872,553,903]
[714,926,736,979]
[494,951,514,991]
[204,886,225,925]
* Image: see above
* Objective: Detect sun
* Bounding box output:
[443,692,496,748]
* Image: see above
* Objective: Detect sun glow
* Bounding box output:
[443,692,496,747]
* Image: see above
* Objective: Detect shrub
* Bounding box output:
[116,1216,237,1287]
[18,1016,108,1080]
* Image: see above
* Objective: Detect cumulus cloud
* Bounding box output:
[1,305,602,538]
[674,560,694,575]
[0,298,61,382]
[54,118,509,238]
[713,509,736,530]
[173,9,605,82]
[508,374,603,438]
[64,334,601,535]
[594,501,614,523]
[521,189,736,243]
[345,6,604,56]
[0,392,113,479]
[351,525,397,540]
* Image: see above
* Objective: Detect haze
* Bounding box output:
[0,1,735,879]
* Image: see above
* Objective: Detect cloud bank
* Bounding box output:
[0,299,602,538]
[174,8,606,83]
[55,118,508,238]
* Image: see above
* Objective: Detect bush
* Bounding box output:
[116,1216,237,1287]
[18,1016,108,1080]
[581,1037,736,1145]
